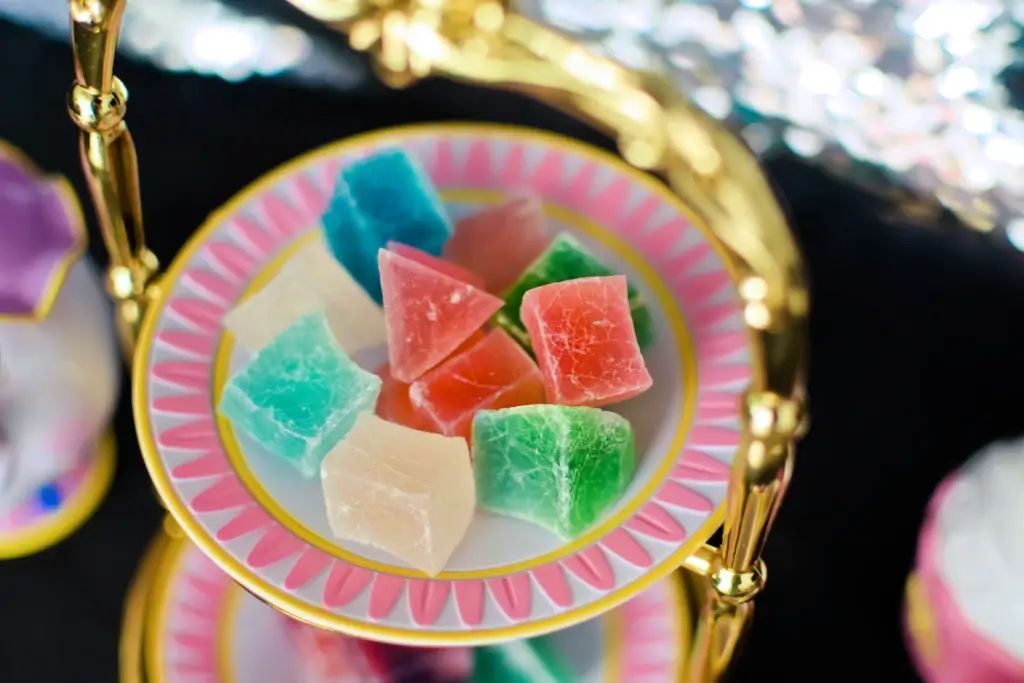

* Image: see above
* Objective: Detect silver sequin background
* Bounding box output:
[4,0,1022,240]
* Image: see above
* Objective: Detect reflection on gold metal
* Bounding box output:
[68,0,160,356]
[69,0,808,678]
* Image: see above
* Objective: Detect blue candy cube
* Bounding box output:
[218,312,382,478]
[322,148,452,303]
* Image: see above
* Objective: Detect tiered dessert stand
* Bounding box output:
[68,1,808,680]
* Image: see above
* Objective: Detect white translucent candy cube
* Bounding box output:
[224,240,386,355]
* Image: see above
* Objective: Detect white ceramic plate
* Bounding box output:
[136,123,748,643]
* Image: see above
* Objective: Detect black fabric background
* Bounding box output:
[4,18,1024,682]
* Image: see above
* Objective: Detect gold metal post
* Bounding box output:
[68,0,159,356]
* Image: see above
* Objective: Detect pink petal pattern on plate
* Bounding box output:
[152,362,210,390]
[454,580,486,627]
[170,451,231,480]
[656,481,714,512]
[169,299,223,334]
[408,579,452,626]
[141,129,750,639]
[190,477,249,513]
[182,270,237,304]
[368,575,406,620]
[246,524,305,568]
[563,545,615,591]
[673,450,730,482]
[153,393,211,415]
[626,503,688,543]
[158,419,218,450]
[487,573,533,621]
[322,562,373,608]
[284,547,332,591]
[601,528,653,568]
[157,331,217,359]
[217,505,271,541]
[207,242,256,281]
[531,563,573,607]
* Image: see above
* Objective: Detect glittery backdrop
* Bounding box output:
[514,0,1024,238]
[4,0,1022,239]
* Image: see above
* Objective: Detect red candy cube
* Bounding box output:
[379,249,502,382]
[409,329,546,439]
[521,275,653,407]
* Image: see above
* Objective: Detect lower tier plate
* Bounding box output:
[121,523,690,682]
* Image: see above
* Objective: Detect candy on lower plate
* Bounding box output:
[379,248,503,383]
[224,240,386,355]
[471,637,573,683]
[522,275,652,407]
[409,329,546,440]
[444,193,550,294]
[360,642,473,683]
[321,413,475,576]
[472,405,636,540]
[288,625,472,683]
[218,312,382,479]
[387,241,485,289]
[322,149,452,303]
[496,233,655,348]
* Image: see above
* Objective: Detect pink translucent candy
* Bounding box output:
[386,241,485,289]
[379,249,503,383]
[443,193,550,294]
[522,275,653,407]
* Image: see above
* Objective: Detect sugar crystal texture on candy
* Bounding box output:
[471,636,573,683]
[410,329,546,440]
[322,149,452,304]
[386,241,484,289]
[224,239,386,355]
[321,413,475,576]
[218,313,382,478]
[522,275,652,407]
[444,193,551,294]
[472,405,636,540]
[497,232,655,348]
[380,248,503,383]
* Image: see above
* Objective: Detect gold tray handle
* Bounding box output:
[68,0,158,356]
[68,1,808,678]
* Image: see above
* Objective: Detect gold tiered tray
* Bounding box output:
[69,0,807,679]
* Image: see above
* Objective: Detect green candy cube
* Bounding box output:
[472,405,636,540]
[218,312,381,478]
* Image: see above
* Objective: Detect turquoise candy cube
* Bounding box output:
[322,148,452,304]
[218,312,382,478]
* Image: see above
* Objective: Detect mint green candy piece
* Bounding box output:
[472,405,636,540]
[218,312,381,478]
[496,233,655,349]
[472,637,573,683]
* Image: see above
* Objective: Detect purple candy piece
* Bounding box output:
[0,150,84,319]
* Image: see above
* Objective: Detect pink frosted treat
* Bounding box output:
[904,437,1024,682]
[444,193,550,294]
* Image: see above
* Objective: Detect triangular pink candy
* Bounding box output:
[379,249,503,383]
